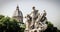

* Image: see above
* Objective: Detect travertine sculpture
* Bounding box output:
[25,6,47,32]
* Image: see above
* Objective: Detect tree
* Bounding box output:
[0,15,25,32]
[44,21,60,32]
[0,15,4,19]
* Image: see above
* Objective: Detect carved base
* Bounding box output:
[24,29,30,32]
[24,29,42,32]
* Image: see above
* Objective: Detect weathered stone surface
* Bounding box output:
[25,6,47,32]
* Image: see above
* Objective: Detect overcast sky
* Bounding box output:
[0,0,60,29]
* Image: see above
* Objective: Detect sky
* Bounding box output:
[0,0,60,29]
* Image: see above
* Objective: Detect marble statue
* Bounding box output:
[25,6,47,32]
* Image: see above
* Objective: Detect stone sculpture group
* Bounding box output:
[25,6,47,32]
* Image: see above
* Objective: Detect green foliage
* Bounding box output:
[46,21,53,27]
[0,15,25,32]
[0,15,4,19]
[44,21,60,32]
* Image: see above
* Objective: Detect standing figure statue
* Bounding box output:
[30,6,39,29]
